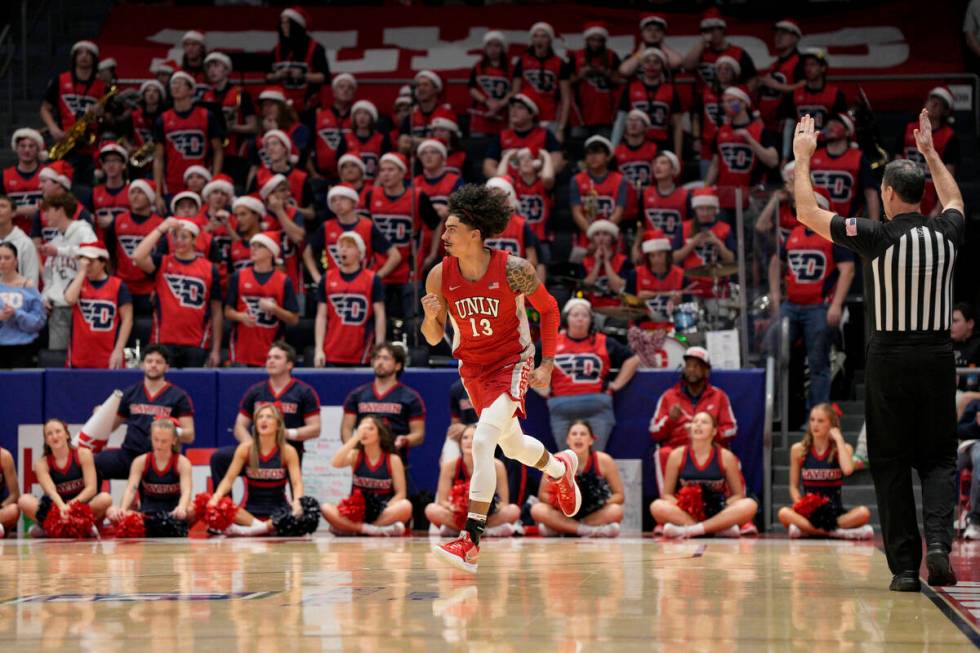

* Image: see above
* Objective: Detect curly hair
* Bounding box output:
[448,184,512,240]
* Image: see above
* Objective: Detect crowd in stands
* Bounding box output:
[0,5,977,539]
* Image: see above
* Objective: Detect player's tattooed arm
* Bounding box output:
[505,255,540,296]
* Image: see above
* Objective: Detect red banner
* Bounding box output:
[96,3,970,112]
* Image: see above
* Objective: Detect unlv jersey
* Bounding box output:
[469,61,511,135]
[790,83,846,130]
[485,214,531,258]
[714,118,767,209]
[552,332,612,396]
[571,49,619,127]
[782,225,851,305]
[641,185,688,246]
[344,131,385,180]
[809,147,865,217]
[758,50,802,130]
[68,275,128,369]
[159,106,211,194]
[442,249,533,369]
[622,79,680,144]
[152,254,218,348]
[92,184,130,232]
[513,174,552,242]
[515,53,565,122]
[3,166,43,232]
[366,186,423,285]
[900,121,955,215]
[581,252,628,308]
[319,266,379,365]
[229,267,290,366]
[313,105,352,178]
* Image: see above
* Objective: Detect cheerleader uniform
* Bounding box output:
[35,449,86,523]
[569,451,611,519]
[800,446,845,516]
[677,445,728,517]
[244,446,290,519]
[139,454,183,513]
[351,450,395,523]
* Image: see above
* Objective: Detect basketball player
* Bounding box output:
[421,184,581,573]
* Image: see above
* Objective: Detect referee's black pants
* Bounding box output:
[865,337,958,576]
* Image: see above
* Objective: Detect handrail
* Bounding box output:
[763,355,775,532]
[734,187,750,368]
[779,316,790,450]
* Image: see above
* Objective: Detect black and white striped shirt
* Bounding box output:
[830,210,964,338]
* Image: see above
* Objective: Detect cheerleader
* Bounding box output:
[530,421,624,537]
[208,405,309,536]
[320,416,413,536]
[425,425,521,537]
[107,418,194,533]
[650,412,758,538]
[777,404,873,539]
[17,419,112,538]
[0,446,20,537]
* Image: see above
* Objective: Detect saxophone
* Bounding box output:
[48,85,118,160]
[130,140,156,168]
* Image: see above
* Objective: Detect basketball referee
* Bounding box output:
[793,110,962,592]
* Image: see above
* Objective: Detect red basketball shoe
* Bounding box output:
[553,450,583,517]
[432,530,480,574]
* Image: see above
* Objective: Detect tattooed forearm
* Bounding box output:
[506,256,540,295]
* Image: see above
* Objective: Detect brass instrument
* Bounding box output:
[583,186,599,223]
[130,141,156,168]
[48,85,118,160]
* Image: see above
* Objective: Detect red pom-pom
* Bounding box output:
[792,493,830,519]
[338,489,366,522]
[193,491,238,531]
[675,485,706,522]
[114,512,146,538]
[193,492,211,520]
[43,501,96,538]
[448,480,470,530]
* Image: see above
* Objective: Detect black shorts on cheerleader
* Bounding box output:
[35,495,56,525]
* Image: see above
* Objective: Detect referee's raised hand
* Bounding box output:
[912,108,934,155]
[792,114,818,161]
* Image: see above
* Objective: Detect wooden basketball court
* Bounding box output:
[1,536,977,651]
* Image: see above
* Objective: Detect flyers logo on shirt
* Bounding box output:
[787,250,828,283]
[485,237,519,255]
[164,274,208,308]
[555,353,604,383]
[810,170,854,202]
[61,94,97,118]
[79,299,117,331]
[329,293,369,325]
[719,143,755,173]
[318,127,342,150]
[242,296,279,327]
[372,214,413,246]
[117,235,144,257]
[518,195,545,224]
[167,130,207,159]
[523,68,557,93]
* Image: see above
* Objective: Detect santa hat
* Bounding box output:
[233,195,265,217]
[827,112,855,136]
[587,219,619,240]
[801,47,828,64]
[98,58,117,72]
[700,9,727,30]
[657,150,682,177]
[691,187,720,209]
[259,173,288,200]
[327,184,360,205]
[430,116,461,135]
[71,41,99,58]
[414,70,443,93]
[929,86,955,108]
[351,100,378,122]
[781,160,796,182]
[11,128,45,152]
[627,109,652,128]
[394,86,413,107]
[337,231,366,259]
[40,161,73,190]
[259,87,288,104]
[583,22,609,41]
[128,179,156,204]
[183,165,212,184]
[331,73,357,91]
[714,55,741,78]
[249,231,281,259]
[640,14,668,30]
[280,7,311,30]
[262,129,292,153]
[202,173,234,199]
[337,154,367,174]
[170,191,202,214]
[379,152,408,174]
[723,86,752,107]
[813,187,831,210]
[150,59,176,75]
[509,93,539,116]
[642,236,673,254]
[774,19,802,37]
[139,80,165,97]
[562,297,593,315]
[584,135,613,154]
[174,218,200,237]
[169,71,196,91]
[98,141,128,161]
[76,240,109,260]
[641,48,668,67]
[204,51,232,71]
[181,30,206,45]
[417,139,447,159]
[483,31,508,47]
[486,176,518,209]
[529,22,555,41]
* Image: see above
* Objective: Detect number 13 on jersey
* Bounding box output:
[469,317,494,337]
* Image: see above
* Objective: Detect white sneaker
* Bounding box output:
[537,523,556,537]
[597,523,621,538]
[716,525,741,538]
[512,521,525,536]
[832,525,874,540]
[484,523,514,538]
[788,524,803,539]
[28,525,45,539]
[965,523,980,540]
[381,522,406,537]
[663,523,688,539]
[89,525,101,539]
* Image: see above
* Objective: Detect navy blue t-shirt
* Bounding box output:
[118,381,195,455]
[343,381,426,438]
[449,378,477,425]
[239,378,321,453]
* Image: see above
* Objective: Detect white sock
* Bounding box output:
[360,523,381,535]
[686,523,706,537]
[717,525,741,538]
[248,519,269,535]
[543,454,566,479]
[380,522,405,536]
[576,523,597,537]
